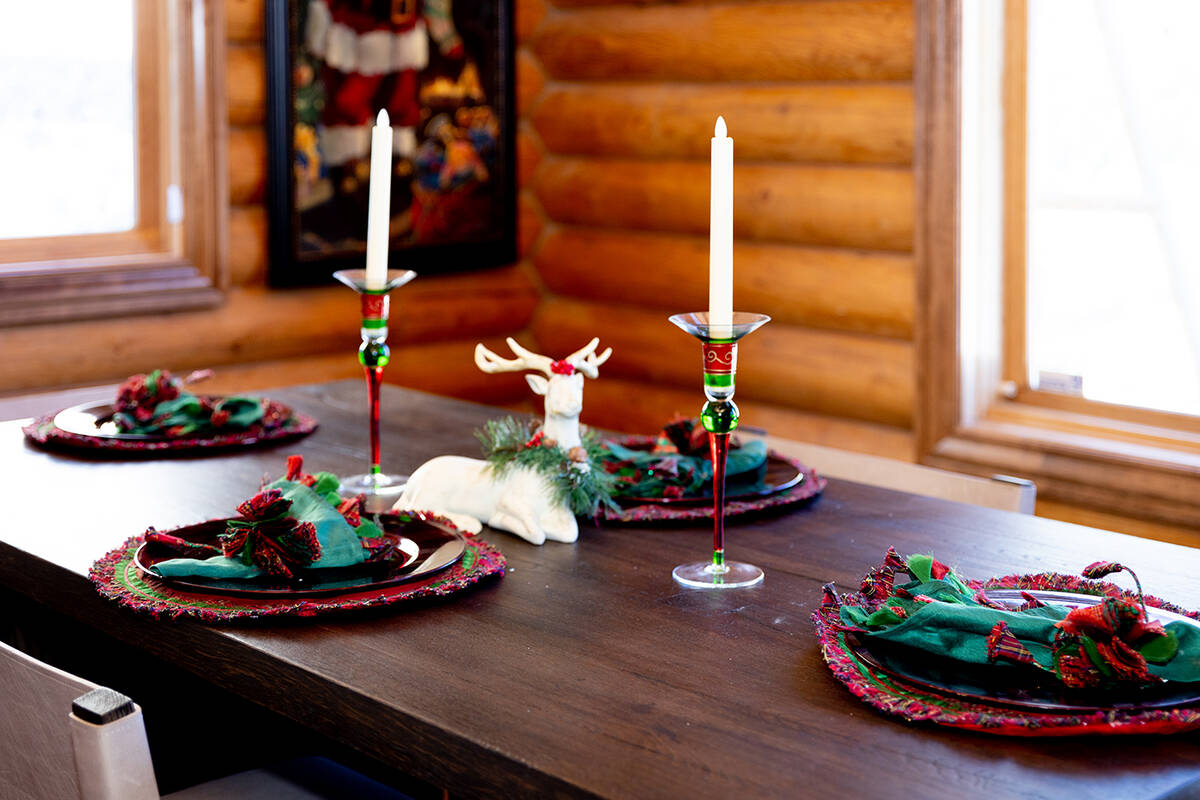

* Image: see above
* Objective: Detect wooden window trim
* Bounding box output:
[0,0,228,328]
[915,0,1200,530]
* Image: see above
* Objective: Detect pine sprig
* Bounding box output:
[476,417,619,517]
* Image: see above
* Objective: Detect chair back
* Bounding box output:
[0,638,158,800]
[767,437,1037,514]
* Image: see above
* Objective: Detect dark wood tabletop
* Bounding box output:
[3,380,1200,799]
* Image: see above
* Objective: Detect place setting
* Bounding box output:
[91,454,506,622]
[23,368,318,454]
[814,549,1200,736]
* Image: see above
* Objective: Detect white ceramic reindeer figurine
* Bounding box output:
[393,338,611,545]
[474,337,611,455]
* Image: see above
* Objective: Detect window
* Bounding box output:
[0,0,227,327]
[0,2,136,240]
[1020,0,1200,419]
[915,0,1200,538]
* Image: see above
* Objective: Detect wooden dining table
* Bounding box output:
[2,380,1200,799]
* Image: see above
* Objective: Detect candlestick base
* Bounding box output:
[672,561,764,589]
[339,471,408,512]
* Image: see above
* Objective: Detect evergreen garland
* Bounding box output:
[475,417,619,517]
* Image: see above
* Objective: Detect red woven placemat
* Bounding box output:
[91,529,505,622]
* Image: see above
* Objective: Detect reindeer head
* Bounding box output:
[475,338,611,423]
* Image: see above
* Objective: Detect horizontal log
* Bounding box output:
[226,0,263,42]
[533,1,913,82]
[228,45,265,126]
[516,50,545,117]
[535,228,913,338]
[517,193,544,258]
[533,298,914,427]
[229,204,266,286]
[0,270,539,394]
[517,127,543,188]
[536,158,913,251]
[515,0,547,43]
[229,126,265,205]
[385,336,533,404]
[533,85,913,165]
[393,267,539,343]
[581,378,914,460]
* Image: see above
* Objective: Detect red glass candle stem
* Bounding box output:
[710,431,729,567]
[364,365,384,474]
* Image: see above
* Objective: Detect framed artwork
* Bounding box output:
[264,0,515,286]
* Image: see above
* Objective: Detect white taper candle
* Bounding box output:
[364,109,393,290]
[709,116,733,334]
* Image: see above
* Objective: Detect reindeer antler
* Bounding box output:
[474,337,554,376]
[564,337,612,379]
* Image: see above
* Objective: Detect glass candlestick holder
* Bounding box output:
[668,311,771,589]
[333,268,417,499]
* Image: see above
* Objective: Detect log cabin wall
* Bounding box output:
[0,0,538,404]
[517,0,918,459]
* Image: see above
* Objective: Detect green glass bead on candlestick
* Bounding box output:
[359,340,390,369]
[700,398,738,435]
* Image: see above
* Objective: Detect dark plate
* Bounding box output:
[135,513,466,598]
[845,588,1200,712]
[54,402,155,439]
[608,439,804,507]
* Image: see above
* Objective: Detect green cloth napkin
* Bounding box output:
[604,439,767,498]
[153,474,375,580]
[113,369,264,436]
[841,554,1200,684]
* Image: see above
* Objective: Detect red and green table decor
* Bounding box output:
[666,311,772,588]
[23,369,316,454]
[814,549,1200,735]
[597,432,825,524]
[89,456,505,621]
[332,268,417,500]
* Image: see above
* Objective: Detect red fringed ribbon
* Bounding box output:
[986,621,1039,666]
[820,583,841,610]
[1054,597,1162,686]
[286,454,305,481]
[1082,561,1125,579]
[221,488,322,578]
[1082,561,1147,620]
[860,567,894,603]
[858,548,917,603]
[144,529,221,558]
[883,547,907,573]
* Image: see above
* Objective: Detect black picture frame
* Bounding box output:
[264,0,516,287]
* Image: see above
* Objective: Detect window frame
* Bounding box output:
[0,0,227,327]
[1000,0,1200,435]
[915,0,1200,533]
